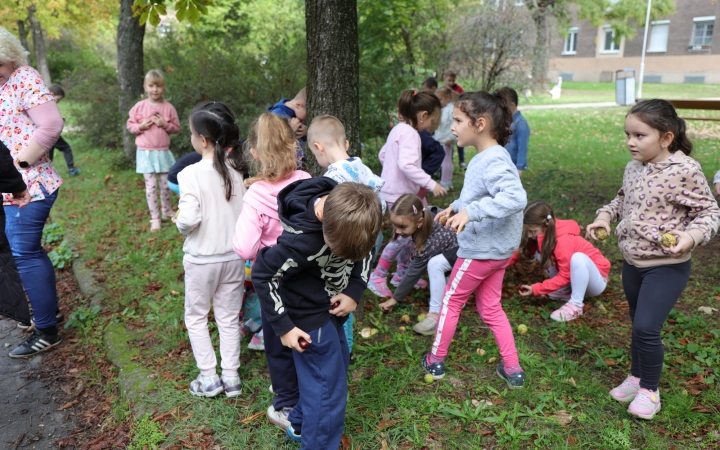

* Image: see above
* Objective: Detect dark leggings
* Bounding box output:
[457,146,465,164]
[622,260,691,390]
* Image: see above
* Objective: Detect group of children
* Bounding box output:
[124,67,720,448]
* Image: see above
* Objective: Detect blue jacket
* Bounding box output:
[504,111,530,171]
[268,98,295,119]
[419,130,445,176]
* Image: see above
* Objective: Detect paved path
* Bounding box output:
[520,101,619,110]
[0,317,75,449]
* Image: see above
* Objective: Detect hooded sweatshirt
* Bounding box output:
[508,219,611,296]
[324,157,387,213]
[595,152,720,267]
[233,170,311,261]
[379,122,437,204]
[252,177,372,336]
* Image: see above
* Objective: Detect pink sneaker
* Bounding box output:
[368,272,393,297]
[627,388,661,420]
[609,375,640,402]
[548,286,572,300]
[550,302,583,322]
[390,273,428,289]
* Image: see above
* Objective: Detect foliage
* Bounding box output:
[48,242,75,270]
[132,0,212,26]
[64,305,102,337]
[128,413,165,450]
[42,223,65,246]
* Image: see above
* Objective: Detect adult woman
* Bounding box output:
[0,26,64,357]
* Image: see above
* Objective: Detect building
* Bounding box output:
[548,0,720,84]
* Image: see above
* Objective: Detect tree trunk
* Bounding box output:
[117,0,146,162]
[304,0,360,177]
[530,7,549,88]
[17,20,30,54]
[27,6,51,85]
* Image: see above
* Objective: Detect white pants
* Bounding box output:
[184,259,245,377]
[427,253,452,314]
[567,252,607,307]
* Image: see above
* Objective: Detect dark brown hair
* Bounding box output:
[627,99,692,156]
[494,87,519,106]
[324,183,383,261]
[390,194,433,253]
[397,89,442,129]
[517,200,557,269]
[455,91,513,146]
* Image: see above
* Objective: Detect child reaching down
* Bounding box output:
[423,91,528,389]
[587,99,720,420]
[512,200,611,322]
[175,101,248,398]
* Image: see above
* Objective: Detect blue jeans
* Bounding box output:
[4,186,59,329]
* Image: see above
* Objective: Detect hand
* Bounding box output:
[715,182,720,197]
[289,117,302,132]
[294,122,307,139]
[329,293,357,317]
[431,183,447,197]
[663,230,694,258]
[518,285,533,296]
[151,113,166,128]
[446,208,469,233]
[517,170,524,177]
[280,327,312,353]
[445,140,453,146]
[585,219,610,241]
[139,118,154,131]
[10,190,30,208]
[434,205,455,223]
[379,298,398,313]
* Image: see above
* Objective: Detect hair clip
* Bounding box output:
[547,215,552,220]
[412,89,418,97]
[412,205,418,214]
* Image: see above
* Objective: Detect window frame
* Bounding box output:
[562,27,579,55]
[688,17,715,51]
[647,20,670,53]
[601,26,621,54]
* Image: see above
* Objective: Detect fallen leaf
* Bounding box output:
[566,377,577,387]
[555,410,572,426]
[103,174,113,185]
[604,359,618,366]
[57,400,78,411]
[697,306,718,315]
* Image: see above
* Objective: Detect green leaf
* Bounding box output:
[148,10,162,27]
[139,10,149,25]
[687,343,699,353]
[187,5,201,23]
[176,6,186,22]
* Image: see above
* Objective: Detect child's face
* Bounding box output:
[525,224,546,239]
[438,94,450,108]
[625,115,672,164]
[416,110,439,133]
[0,61,15,86]
[443,74,456,86]
[451,106,477,147]
[293,101,307,121]
[144,82,165,102]
[391,213,422,238]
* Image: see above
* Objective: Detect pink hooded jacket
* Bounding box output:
[233,170,311,261]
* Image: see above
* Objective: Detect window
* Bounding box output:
[602,27,620,53]
[563,27,578,54]
[689,16,715,50]
[648,20,669,52]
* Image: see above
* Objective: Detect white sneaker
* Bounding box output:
[267,405,292,429]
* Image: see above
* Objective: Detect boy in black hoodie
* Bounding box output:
[253,179,382,450]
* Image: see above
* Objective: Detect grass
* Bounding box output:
[52,103,720,449]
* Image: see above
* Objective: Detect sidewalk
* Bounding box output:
[520,101,619,110]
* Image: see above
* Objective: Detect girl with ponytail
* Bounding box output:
[510,200,610,322]
[175,101,250,399]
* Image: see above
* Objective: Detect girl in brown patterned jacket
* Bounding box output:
[587,99,720,421]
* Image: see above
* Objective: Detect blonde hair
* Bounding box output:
[307,115,346,148]
[324,183,383,261]
[436,85,459,103]
[0,27,29,68]
[144,69,165,87]
[245,113,299,185]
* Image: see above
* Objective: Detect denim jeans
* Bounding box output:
[4,186,59,329]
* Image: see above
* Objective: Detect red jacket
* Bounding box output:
[509,219,611,296]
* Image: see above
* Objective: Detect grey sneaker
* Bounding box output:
[412,316,438,335]
[267,405,293,429]
[221,375,242,398]
[496,364,525,389]
[189,374,224,398]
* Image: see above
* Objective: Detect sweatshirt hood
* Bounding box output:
[244,171,311,217]
[537,219,580,249]
[277,177,338,234]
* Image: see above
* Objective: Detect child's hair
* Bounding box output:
[307,115,346,148]
[144,69,165,87]
[48,84,65,97]
[455,91,513,146]
[436,85,459,103]
[444,69,457,77]
[627,99,692,156]
[390,194,433,253]
[0,26,29,67]
[324,182,383,261]
[397,89,442,129]
[494,87,519,106]
[189,101,248,201]
[245,113,298,185]
[421,77,438,90]
[517,200,557,269]
[293,87,307,103]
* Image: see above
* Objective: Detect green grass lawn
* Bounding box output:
[52,105,720,449]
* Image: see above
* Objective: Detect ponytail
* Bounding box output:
[456,91,513,146]
[518,200,557,269]
[397,89,442,129]
[627,99,693,156]
[390,194,433,253]
[245,113,298,185]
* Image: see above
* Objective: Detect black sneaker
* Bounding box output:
[421,353,445,380]
[9,331,62,358]
[496,364,525,389]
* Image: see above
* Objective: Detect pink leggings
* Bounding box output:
[143,173,173,220]
[431,257,518,367]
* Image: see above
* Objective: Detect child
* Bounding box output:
[368,89,447,298]
[126,69,180,232]
[434,85,458,189]
[307,114,386,354]
[512,200,611,322]
[587,99,720,420]
[167,152,202,195]
[496,87,530,177]
[442,70,466,168]
[714,170,720,197]
[232,113,311,429]
[268,87,307,163]
[47,84,81,176]
[423,91,528,389]
[421,76,438,92]
[175,101,248,398]
[252,180,382,449]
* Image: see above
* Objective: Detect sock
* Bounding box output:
[504,364,523,375]
[427,353,444,365]
[36,325,58,336]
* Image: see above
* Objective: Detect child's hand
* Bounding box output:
[446,208,469,233]
[280,327,312,353]
[431,183,447,197]
[663,231,694,258]
[518,285,533,296]
[379,298,398,314]
[585,220,610,241]
[329,293,357,317]
[152,113,167,128]
[10,190,30,208]
[715,182,720,197]
[434,206,455,223]
[445,140,453,146]
[139,118,154,131]
[294,122,307,138]
[289,117,302,132]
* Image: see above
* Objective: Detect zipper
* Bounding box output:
[318,327,322,343]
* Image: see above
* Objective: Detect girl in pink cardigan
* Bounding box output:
[126,70,180,231]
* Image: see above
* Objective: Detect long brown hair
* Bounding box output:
[517,200,557,269]
[244,113,299,185]
[455,91,513,146]
[627,99,692,156]
[390,194,433,253]
[397,89,442,130]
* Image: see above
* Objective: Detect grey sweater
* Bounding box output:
[451,145,527,260]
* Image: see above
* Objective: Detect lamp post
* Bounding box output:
[637,0,652,100]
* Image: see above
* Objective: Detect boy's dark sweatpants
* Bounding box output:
[49,135,75,169]
[622,260,691,391]
[261,311,299,410]
[288,320,349,450]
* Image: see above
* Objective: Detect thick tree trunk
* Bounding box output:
[305,0,360,177]
[17,20,30,54]
[531,8,549,88]
[27,6,51,85]
[117,0,145,162]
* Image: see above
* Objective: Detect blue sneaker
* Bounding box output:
[286,425,301,442]
[496,364,525,389]
[421,353,445,380]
